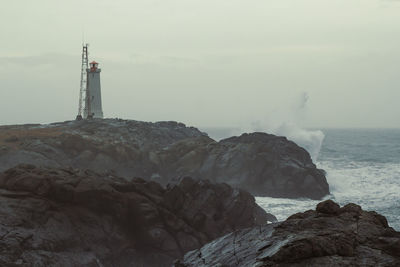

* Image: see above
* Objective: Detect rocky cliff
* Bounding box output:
[0,164,274,267]
[177,200,400,267]
[0,119,329,199]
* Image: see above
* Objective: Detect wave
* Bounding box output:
[256,160,400,231]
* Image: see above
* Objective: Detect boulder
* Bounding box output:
[178,200,400,266]
[0,164,274,267]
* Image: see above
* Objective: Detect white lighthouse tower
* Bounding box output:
[84,61,104,119]
[76,45,104,120]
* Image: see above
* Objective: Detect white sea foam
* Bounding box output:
[321,160,400,228]
[256,160,400,230]
[255,196,323,222]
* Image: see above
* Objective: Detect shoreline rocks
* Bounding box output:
[1,164,397,266]
[177,200,400,266]
[0,119,329,199]
[0,164,274,267]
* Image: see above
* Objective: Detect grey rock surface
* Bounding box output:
[0,164,274,267]
[177,200,400,267]
[159,133,328,199]
[0,119,328,199]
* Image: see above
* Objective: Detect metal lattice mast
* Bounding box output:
[76,44,89,120]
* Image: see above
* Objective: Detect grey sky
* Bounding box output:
[1,0,399,128]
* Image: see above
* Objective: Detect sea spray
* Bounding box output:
[272,123,324,161]
[242,92,325,161]
[202,92,325,161]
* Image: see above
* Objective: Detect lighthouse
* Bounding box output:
[76,44,104,120]
[84,61,103,119]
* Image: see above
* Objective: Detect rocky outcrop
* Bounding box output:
[0,119,329,199]
[158,133,328,199]
[0,119,205,179]
[177,200,400,266]
[0,164,274,267]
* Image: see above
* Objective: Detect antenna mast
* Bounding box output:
[76,44,89,120]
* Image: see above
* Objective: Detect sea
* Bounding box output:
[203,128,400,231]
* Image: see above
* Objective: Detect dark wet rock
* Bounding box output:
[0,119,329,199]
[178,200,400,267]
[0,164,274,267]
[316,199,341,214]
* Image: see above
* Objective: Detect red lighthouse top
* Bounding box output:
[89,61,99,72]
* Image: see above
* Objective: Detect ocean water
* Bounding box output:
[204,128,400,231]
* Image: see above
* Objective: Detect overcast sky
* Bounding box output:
[1,0,399,128]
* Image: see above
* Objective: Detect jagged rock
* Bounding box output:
[0,119,329,199]
[0,164,274,267]
[178,200,400,267]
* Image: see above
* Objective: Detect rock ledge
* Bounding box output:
[178,200,400,267]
